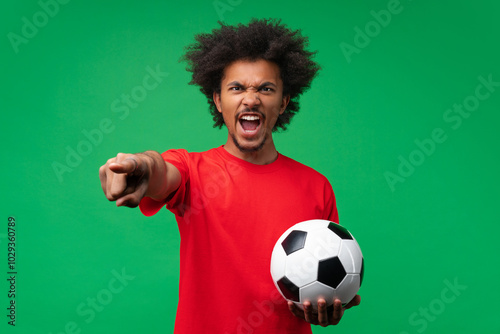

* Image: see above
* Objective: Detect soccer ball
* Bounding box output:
[270,219,364,310]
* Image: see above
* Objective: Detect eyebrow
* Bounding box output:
[226,81,277,88]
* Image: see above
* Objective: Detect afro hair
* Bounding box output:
[181,18,320,131]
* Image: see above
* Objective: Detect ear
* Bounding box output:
[213,91,222,113]
[280,95,290,115]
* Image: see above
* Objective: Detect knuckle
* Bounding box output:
[109,189,122,198]
[105,193,116,201]
[116,152,128,160]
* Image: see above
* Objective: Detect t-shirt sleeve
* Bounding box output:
[323,179,339,223]
[139,149,190,217]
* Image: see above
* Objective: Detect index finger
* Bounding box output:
[317,299,329,326]
[330,299,344,325]
[109,158,138,175]
[108,158,137,199]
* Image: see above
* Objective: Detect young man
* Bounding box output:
[99,19,360,333]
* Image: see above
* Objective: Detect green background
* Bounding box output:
[2,0,499,333]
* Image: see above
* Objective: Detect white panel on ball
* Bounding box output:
[290,219,329,233]
[284,249,318,287]
[334,274,360,304]
[338,239,363,274]
[299,281,335,306]
[270,243,288,281]
[303,228,342,261]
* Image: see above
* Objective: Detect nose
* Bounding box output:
[242,90,261,108]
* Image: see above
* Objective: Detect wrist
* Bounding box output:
[139,151,168,200]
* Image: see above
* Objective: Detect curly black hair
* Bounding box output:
[181,18,320,131]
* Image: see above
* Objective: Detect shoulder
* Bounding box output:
[160,147,227,172]
[161,147,220,160]
[278,154,330,182]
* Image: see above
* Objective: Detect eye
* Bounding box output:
[230,86,242,91]
[260,87,274,92]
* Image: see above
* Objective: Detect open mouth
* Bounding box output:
[238,114,262,135]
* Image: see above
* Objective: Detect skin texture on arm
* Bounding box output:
[99,150,181,207]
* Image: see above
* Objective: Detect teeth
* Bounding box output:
[241,115,260,121]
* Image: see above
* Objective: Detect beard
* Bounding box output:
[230,133,267,153]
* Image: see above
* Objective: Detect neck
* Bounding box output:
[223,136,279,165]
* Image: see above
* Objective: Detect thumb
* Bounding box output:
[109,158,138,175]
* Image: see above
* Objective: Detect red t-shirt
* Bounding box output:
[139,146,338,334]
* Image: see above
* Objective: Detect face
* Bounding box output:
[213,59,290,153]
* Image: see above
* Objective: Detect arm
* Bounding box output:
[99,151,181,207]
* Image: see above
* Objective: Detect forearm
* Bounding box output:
[139,151,181,201]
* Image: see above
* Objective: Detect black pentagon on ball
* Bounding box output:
[277,276,300,302]
[327,222,353,240]
[281,230,307,255]
[317,256,346,289]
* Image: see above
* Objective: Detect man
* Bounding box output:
[99,19,360,333]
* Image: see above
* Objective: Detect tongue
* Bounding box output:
[241,120,259,131]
